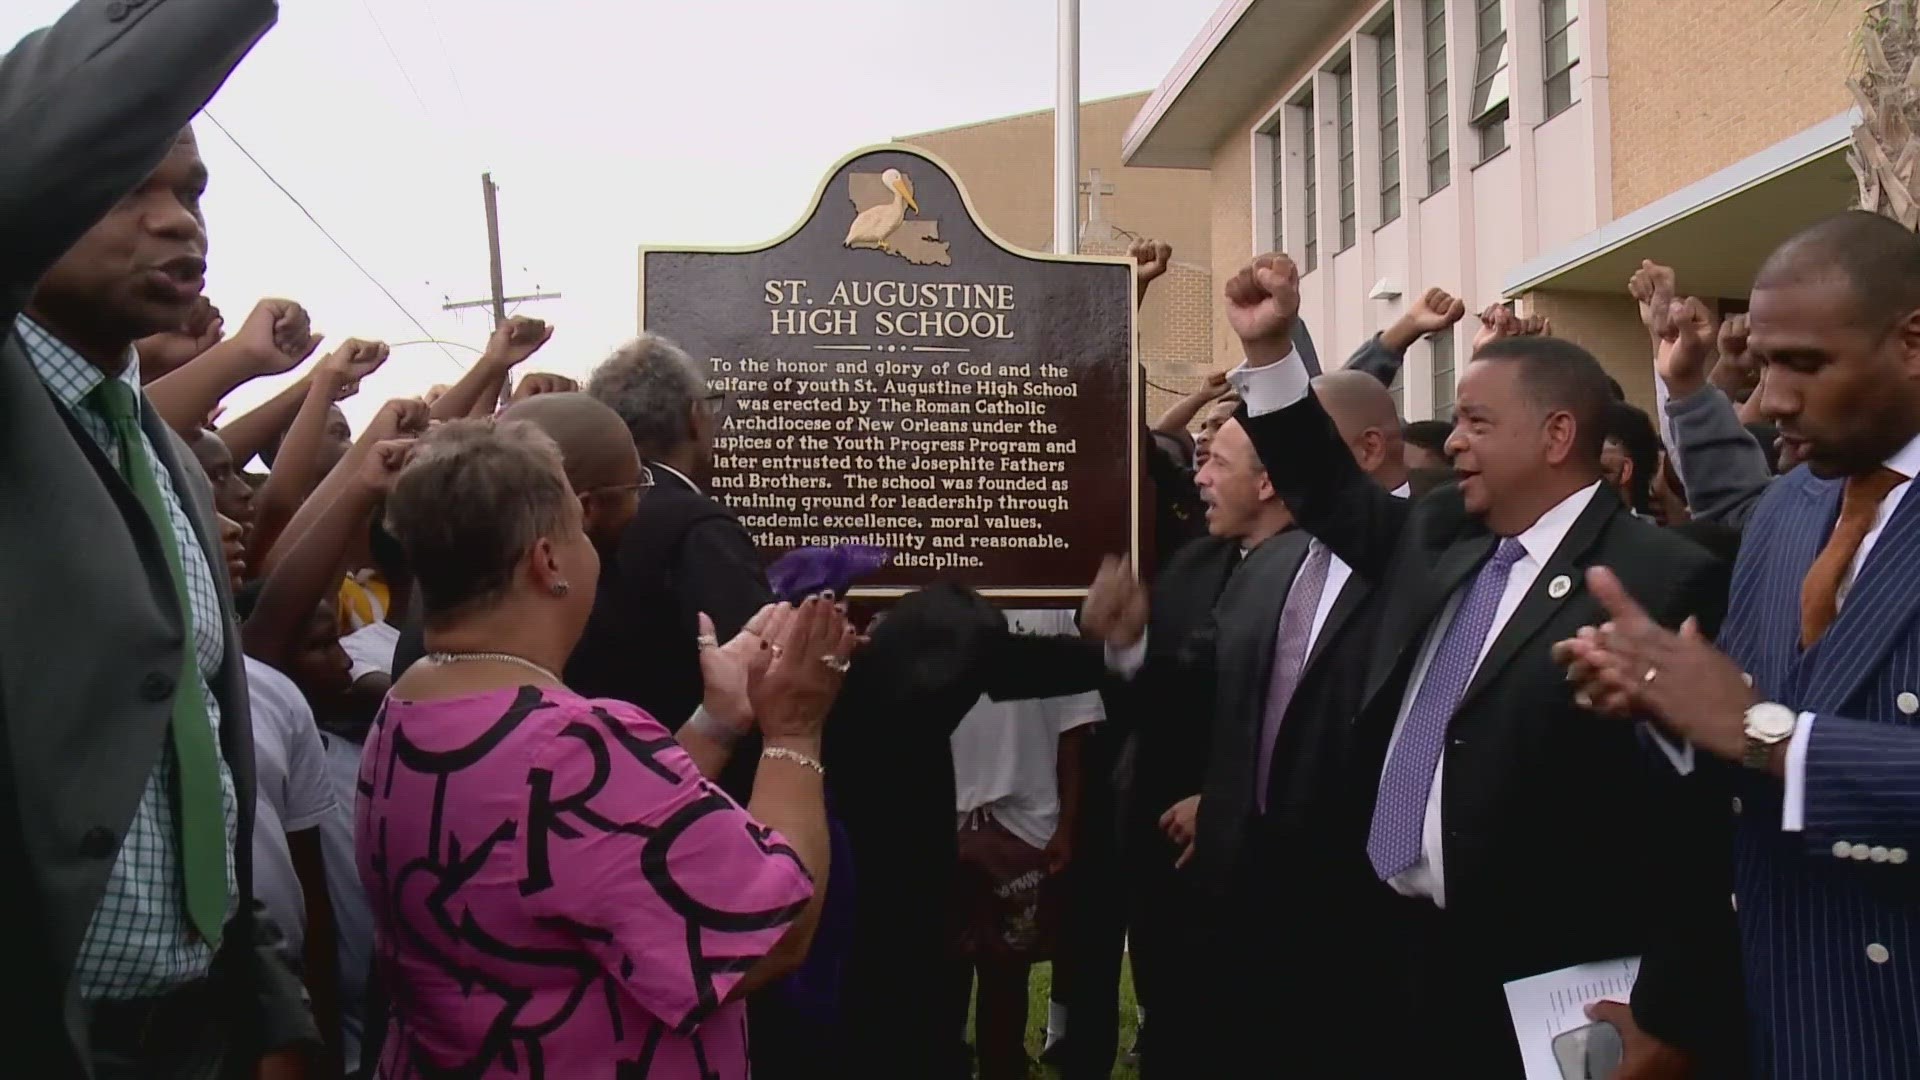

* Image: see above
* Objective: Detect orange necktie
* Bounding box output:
[1801,466,1908,648]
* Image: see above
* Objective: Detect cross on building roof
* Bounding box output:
[1079,167,1116,225]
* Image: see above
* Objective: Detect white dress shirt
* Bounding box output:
[1781,431,1920,830]
[1230,348,1601,907]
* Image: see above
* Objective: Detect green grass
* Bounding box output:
[963,957,1142,1079]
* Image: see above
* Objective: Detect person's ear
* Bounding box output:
[1542,409,1577,467]
[528,536,570,597]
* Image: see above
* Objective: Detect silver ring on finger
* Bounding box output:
[1642,666,1658,684]
[821,655,850,674]
[696,634,719,649]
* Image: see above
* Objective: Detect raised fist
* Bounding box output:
[358,438,416,495]
[1130,238,1173,296]
[236,298,322,376]
[1223,253,1301,364]
[317,339,391,401]
[1709,313,1758,397]
[1628,260,1676,340]
[483,316,554,370]
[371,397,431,440]
[136,296,225,378]
[1408,287,1467,336]
[509,372,580,404]
[1657,297,1718,395]
[1472,302,1518,354]
[1080,555,1148,648]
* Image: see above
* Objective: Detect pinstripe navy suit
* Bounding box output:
[1713,443,1920,1079]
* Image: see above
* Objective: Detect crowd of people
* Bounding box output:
[8,3,1920,1080]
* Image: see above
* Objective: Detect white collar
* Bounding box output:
[1390,481,1411,498]
[1884,432,1920,479]
[1508,480,1603,566]
[650,460,699,492]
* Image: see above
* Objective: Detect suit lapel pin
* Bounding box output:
[1547,574,1572,600]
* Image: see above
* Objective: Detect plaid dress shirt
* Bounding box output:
[17,317,239,1000]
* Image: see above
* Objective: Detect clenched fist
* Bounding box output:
[1657,297,1717,397]
[235,298,323,376]
[482,316,555,372]
[1627,260,1676,342]
[1131,238,1173,302]
[510,372,580,404]
[317,339,392,401]
[1408,287,1468,335]
[1080,555,1148,648]
[1223,253,1301,366]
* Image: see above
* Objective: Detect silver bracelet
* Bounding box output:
[761,746,825,776]
[686,706,745,747]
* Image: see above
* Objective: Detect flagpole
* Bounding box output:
[1055,0,1080,255]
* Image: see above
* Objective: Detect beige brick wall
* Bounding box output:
[1523,291,1658,409]
[902,93,1212,264]
[902,93,1218,420]
[1608,0,1856,216]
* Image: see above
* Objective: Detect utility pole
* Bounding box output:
[443,172,562,406]
[1054,0,1080,255]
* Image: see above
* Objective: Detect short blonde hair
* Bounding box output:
[384,419,574,625]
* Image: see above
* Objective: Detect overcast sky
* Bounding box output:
[4,0,1218,426]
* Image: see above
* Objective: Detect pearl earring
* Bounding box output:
[551,580,571,597]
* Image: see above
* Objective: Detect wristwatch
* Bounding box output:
[1742,702,1798,770]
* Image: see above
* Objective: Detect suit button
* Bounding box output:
[1892,848,1910,865]
[1731,797,1743,815]
[80,827,116,859]
[1870,846,1890,863]
[140,673,174,702]
[1851,843,1873,861]
[1900,692,1919,715]
[105,0,128,21]
[1867,943,1891,964]
[1833,841,1853,859]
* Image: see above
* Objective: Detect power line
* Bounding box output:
[418,0,478,139]
[202,111,464,370]
[359,0,438,124]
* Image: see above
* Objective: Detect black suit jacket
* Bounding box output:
[1242,391,1728,988]
[566,466,773,793]
[1112,536,1244,854]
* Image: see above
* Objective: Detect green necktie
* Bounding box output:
[89,379,227,949]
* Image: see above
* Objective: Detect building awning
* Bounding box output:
[1123,0,1355,169]
[1504,111,1859,298]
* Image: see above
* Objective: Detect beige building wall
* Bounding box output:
[1606,0,1855,216]
[1524,291,1658,409]
[900,94,1217,416]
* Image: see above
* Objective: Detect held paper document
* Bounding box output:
[1503,956,1641,1080]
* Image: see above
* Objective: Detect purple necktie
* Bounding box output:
[1255,540,1333,813]
[1367,537,1528,881]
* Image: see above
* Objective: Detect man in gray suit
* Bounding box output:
[0,2,318,1078]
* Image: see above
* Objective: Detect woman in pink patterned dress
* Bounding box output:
[358,420,855,1078]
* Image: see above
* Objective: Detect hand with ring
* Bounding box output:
[696,603,797,736]
[751,595,858,744]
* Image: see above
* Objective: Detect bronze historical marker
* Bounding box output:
[639,144,1138,598]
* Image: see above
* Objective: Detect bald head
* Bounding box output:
[499,392,638,493]
[1313,369,1406,488]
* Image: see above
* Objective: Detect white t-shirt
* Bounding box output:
[245,657,338,957]
[950,608,1105,850]
[320,731,372,1064]
[342,620,400,682]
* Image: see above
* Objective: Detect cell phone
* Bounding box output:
[1552,1020,1624,1079]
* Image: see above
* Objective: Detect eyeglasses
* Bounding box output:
[701,390,729,417]
[581,464,656,500]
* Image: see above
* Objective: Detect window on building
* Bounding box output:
[1543,0,1579,119]
[1423,0,1450,194]
[1269,127,1286,253]
[1301,95,1319,272]
[1470,0,1510,162]
[1432,326,1457,419]
[1389,363,1406,416]
[1378,20,1402,224]
[1336,62,1356,251]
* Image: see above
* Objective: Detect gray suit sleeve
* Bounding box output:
[1666,386,1772,527]
[1343,333,1408,387]
[0,0,278,319]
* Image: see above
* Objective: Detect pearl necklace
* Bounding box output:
[427,651,564,685]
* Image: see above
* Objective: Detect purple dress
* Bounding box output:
[356,685,813,1078]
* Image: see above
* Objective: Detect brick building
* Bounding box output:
[899,93,1219,421]
[1123,0,1859,417]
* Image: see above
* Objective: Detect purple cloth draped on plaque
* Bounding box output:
[767,544,891,602]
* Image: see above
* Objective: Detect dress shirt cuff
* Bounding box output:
[1644,723,1695,776]
[1226,348,1309,417]
[1104,633,1147,680]
[1781,712,1817,832]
